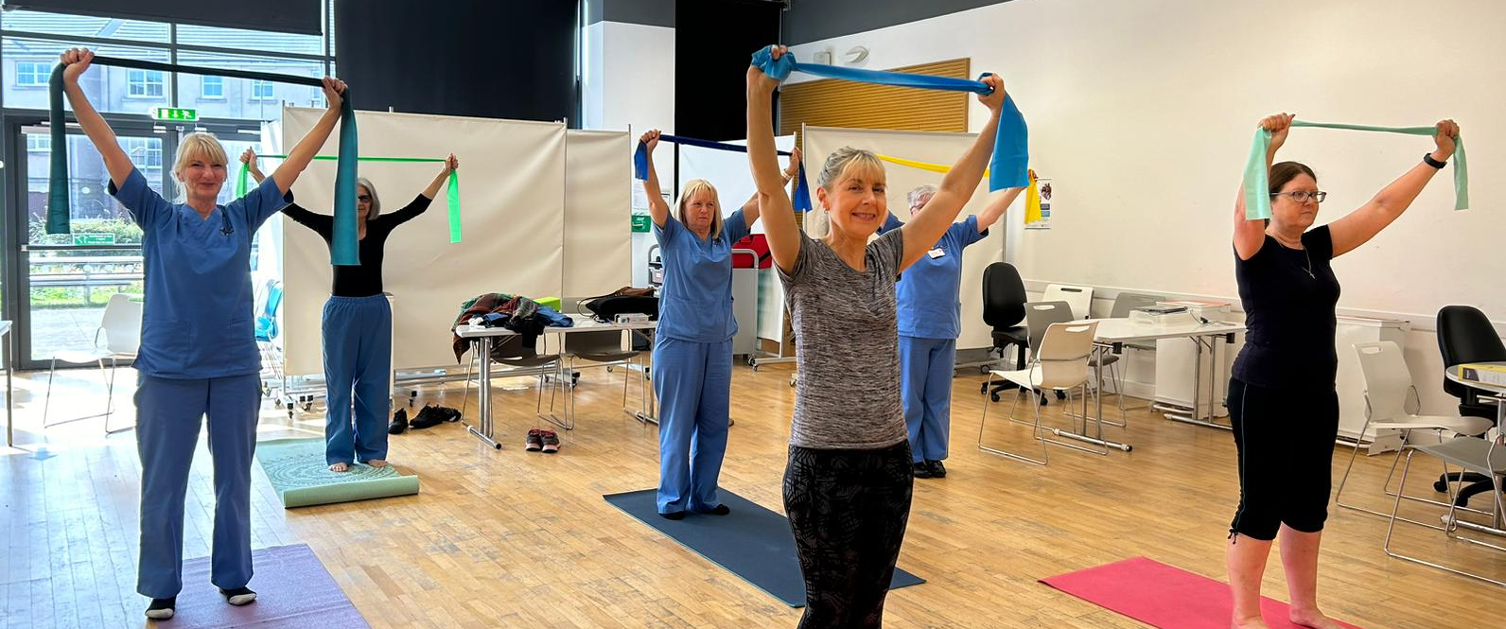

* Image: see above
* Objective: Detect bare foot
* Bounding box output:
[328,462,349,472]
[366,459,388,468]
[1232,615,1269,629]
[1289,608,1344,629]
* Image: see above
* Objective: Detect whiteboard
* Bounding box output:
[802,126,1007,351]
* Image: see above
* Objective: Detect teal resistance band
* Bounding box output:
[50,57,362,265]
[751,46,1028,191]
[1243,121,1468,220]
[239,155,462,243]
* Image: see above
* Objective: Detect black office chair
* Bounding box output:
[1435,305,1505,506]
[980,262,1032,402]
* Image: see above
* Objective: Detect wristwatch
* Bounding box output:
[1423,153,1447,169]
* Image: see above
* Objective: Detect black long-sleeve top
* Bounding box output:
[282,194,431,297]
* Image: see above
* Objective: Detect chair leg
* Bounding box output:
[977,373,1048,466]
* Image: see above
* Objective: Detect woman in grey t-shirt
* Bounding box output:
[747,45,1010,627]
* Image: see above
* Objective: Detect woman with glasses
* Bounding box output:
[878,184,1020,479]
[1226,112,1459,629]
[244,150,458,472]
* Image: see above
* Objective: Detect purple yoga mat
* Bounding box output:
[167,543,369,628]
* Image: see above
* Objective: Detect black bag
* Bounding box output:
[579,293,658,322]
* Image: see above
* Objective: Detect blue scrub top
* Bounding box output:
[109,168,289,379]
[879,214,987,339]
[652,209,751,343]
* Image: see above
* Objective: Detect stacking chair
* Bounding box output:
[43,292,141,435]
[1335,342,1493,524]
[1383,427,1506,587]
[1436,305,1506,507]
[552,330,648,430]
[1091,292,1165,424]
[977,320,1099,465]
[460,334,563,432]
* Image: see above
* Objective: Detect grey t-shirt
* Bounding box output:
[777,228,907,450]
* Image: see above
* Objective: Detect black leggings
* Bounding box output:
[1227,378,1340,541]
[784,441,913,628]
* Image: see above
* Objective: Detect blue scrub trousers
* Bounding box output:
[653,336,732,514]
[135,373,261,598]
[900,336,957,463]
[322,295,393,466]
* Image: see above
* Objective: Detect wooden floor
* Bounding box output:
[2,364,1503,628]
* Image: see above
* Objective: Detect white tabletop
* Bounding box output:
[454,314,655,339]
[1087,317,1245,344]
[1444,361,1506,395]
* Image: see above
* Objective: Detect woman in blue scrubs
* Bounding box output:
[638,129,799,519]
[61,48,345,621]
[879,184,1020,479]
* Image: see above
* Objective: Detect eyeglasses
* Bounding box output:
[1270,190,1326,204]
[357,195,372,203]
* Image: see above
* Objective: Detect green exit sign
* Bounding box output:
[72,233,116,246]
[151,107,198,122]
[631,214,651,233]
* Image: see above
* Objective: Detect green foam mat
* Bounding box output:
[256,438,420,508]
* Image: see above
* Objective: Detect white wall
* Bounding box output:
[788,0,1506,414]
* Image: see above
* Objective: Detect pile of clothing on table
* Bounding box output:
[449,293,573,363]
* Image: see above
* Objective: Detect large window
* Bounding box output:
[201,75,224,99]
[126,68,164,98]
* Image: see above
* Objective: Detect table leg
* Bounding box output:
[468,337,501,449]
[1163,334,1232,431]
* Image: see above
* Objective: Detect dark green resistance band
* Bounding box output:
[49,57,362,265]
[240,155,462,243]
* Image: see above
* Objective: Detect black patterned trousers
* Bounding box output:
[783,441,914,628]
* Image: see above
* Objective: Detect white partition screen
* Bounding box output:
[564,130,633,298]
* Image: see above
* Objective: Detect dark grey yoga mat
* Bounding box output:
[170,543,369,628]
[603,488,925,607]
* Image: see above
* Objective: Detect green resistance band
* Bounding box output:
[1243,121,1467,220]
[48,56,361,265]
[240,155,462,243]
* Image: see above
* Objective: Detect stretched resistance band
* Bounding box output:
[751,46,1028,192]
[1242,121,1468,220]
[49,57,361,265]
[634,135,812,212]
[873,153,1044,224]
[239,155,462,243]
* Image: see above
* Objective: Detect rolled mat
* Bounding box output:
[255,437,419,508]
[49,57,362,266]
[241,154,463,243]
[634,134,812,212]
[1242,120,1467,220]
[751,45,1028,191]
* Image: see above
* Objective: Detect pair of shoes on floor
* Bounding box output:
[659,504,731,520]
[144,587,255,620]
[524,429,560,453]
[388,408,408,435]
[410,403,458,430]
[914,460,947,479]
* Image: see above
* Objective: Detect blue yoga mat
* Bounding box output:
[603,488,925,607]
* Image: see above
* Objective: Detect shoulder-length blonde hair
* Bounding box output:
[172,132,228,201]
[675,178,724,240]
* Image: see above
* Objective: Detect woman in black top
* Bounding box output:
[244,149,458,472]
[1227,113,1458,629]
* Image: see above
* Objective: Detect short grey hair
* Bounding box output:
[815,146,884,190]
[356,177,381,219]
[907,184,937,209]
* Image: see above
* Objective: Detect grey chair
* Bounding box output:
[1384,424,1506,587]
[553,330,647,430]
[1090,292,1166,424]
[461,334,564,431]
[1019,301,1076,407]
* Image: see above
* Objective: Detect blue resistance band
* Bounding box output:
[751,46,1028,191]
[634,135,811,212]
[49,57,361,266]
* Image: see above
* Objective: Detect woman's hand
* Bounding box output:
[1431,119,1459,162]
[746,45,787,95]
[60,48,94,86]
[784,146,802,179]
[240,147,257,167]
[1259,112,1295,155]
[976,74,1006,112]
[640,129,661,155]
[443,153,459,174]
[321,77,346,110]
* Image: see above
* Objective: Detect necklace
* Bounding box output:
[1270,231,1314,279]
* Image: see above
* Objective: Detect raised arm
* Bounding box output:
[271,77,345,195]
[899,74,1005,270]
[59,49,133,189]
[736,146,801,229]
[1327,119,1458,258]
[746,46,800,273]
[241,147,267,183]
[638,130,672,228]
[1235,113,1291,260]
[975,185,1024,232]
[420,154,459,199]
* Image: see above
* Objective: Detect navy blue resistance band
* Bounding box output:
[49,57,362,266]
[750,46,1028,192]
[634,135,812,212]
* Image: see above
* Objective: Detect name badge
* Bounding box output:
[927,248,946,259]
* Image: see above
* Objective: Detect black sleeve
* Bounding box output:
[1306,225,1335,261]
[378,194,433,229]
[280,203,334,239]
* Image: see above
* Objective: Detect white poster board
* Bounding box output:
[280,107,567,374]
[802,126,1005,350]
[565,130,633,298]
